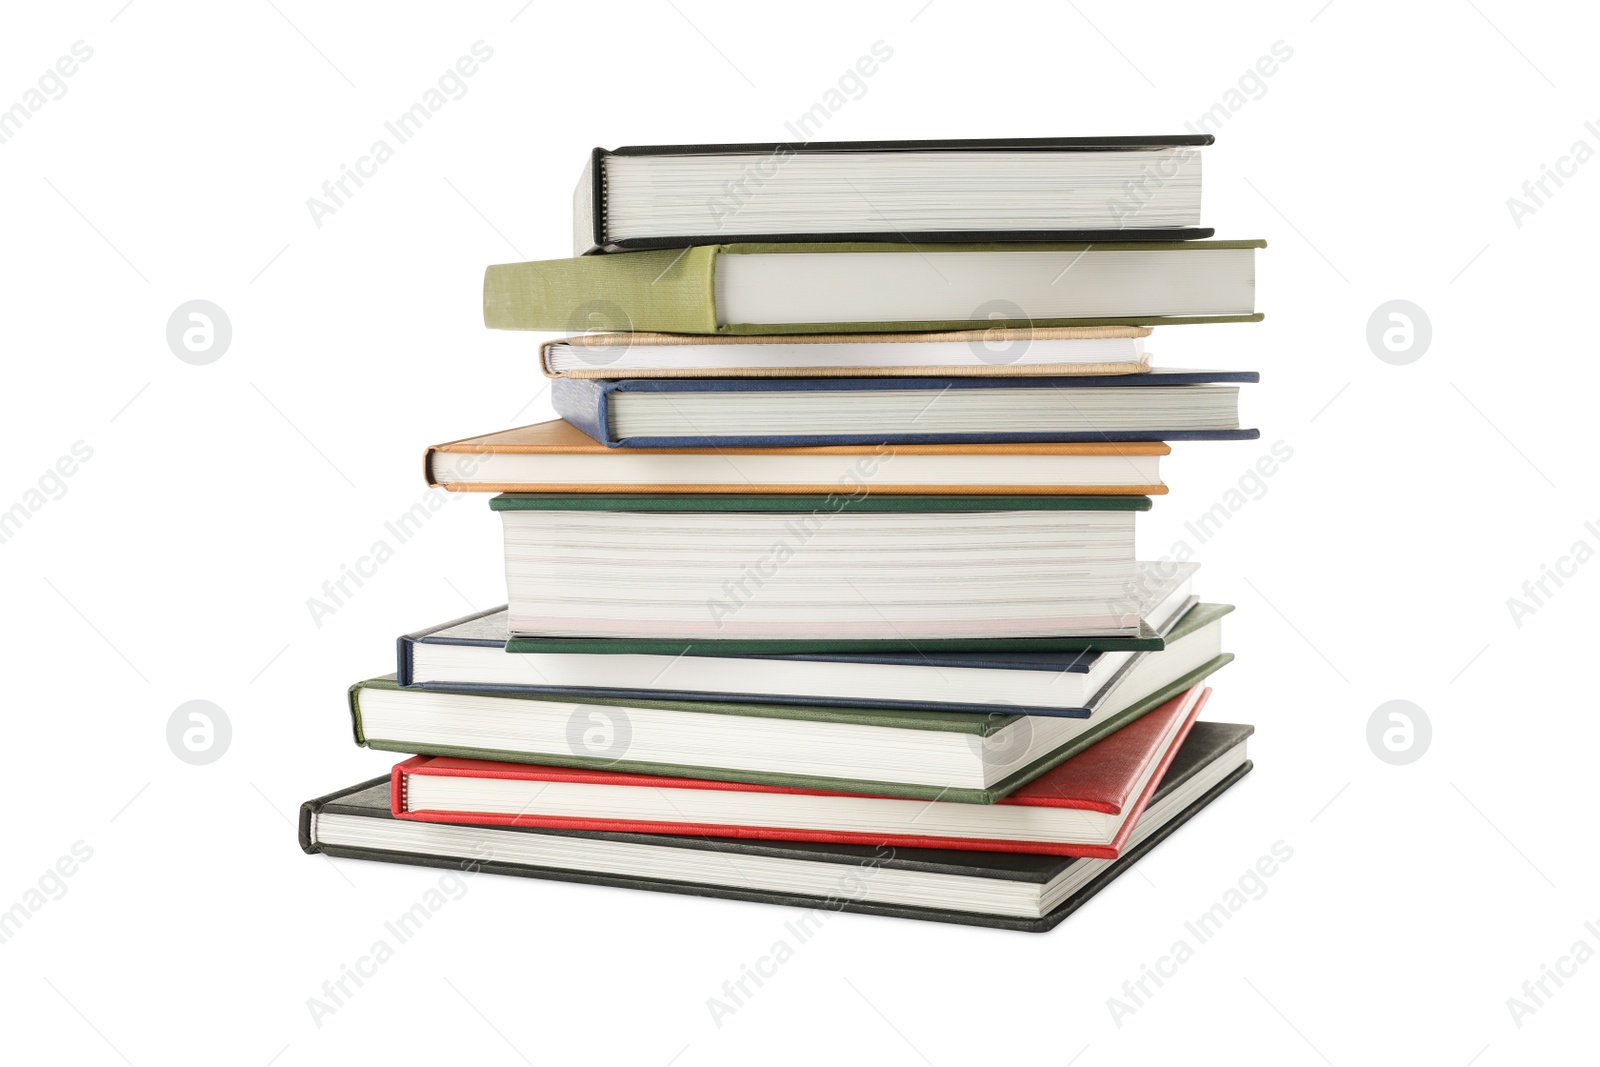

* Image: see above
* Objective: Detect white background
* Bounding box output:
[1,1,1594,1063]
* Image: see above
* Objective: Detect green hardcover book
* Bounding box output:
[486,492,1165,650]
[483,240,1265,335]
[349,604,1233,804]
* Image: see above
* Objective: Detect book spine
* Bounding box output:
[347,681,368,746]
[298,801,319,853]
[482,247,722,333]
[299,775,393,853]
[606,429,1257,449]
[537,337,562,378]
[395,634,415,687]
[551,377,615,446]
[572,148,601,256]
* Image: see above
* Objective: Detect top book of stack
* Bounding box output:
[574,135,1216,254]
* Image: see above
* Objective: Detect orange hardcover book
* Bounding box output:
[424,419,1168,495]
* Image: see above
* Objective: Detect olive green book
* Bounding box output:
[483,240,1265,336]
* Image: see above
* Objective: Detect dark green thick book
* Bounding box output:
[489,492,1166,650]
[349,613,1233,805]
[483,240,1265,335]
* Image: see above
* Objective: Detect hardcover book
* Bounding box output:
[576,135,1214,254]
[302,720,1255,931]
[392,682,1204,857]
[424,418,1171,495]
[347,661,1233,803]
[551,369,1259,449]
[488,492,1153,643]
[539,327,1153,379]
[483,240,1266,335]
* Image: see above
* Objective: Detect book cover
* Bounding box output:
[486,491,1152,512]
[424,417,1171,495]
[501,628,1171,656]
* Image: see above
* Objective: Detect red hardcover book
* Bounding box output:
[391,686,1209,858]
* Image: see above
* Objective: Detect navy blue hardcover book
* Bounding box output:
[396,599,1230,718]
[553,369,1260,448]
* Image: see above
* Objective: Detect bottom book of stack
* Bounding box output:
[301,688,1253,932]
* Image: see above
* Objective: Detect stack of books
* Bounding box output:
[301,135,1264,932]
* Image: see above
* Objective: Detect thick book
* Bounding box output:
[400,588,1217,716]
[399,596,1225,719]
[575,136,1213,255]
[539,327,1153,379]
[393,682,1204,857]
[347,652,1233,803]
[483,240,1265,335]
[489,492,1152,643]
[424,418,1169,496]
[553,369,1259,449]
[302,720,1254,931]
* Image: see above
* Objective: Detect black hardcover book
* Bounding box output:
[300,721,1253,932]
[576,135,1215,254]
